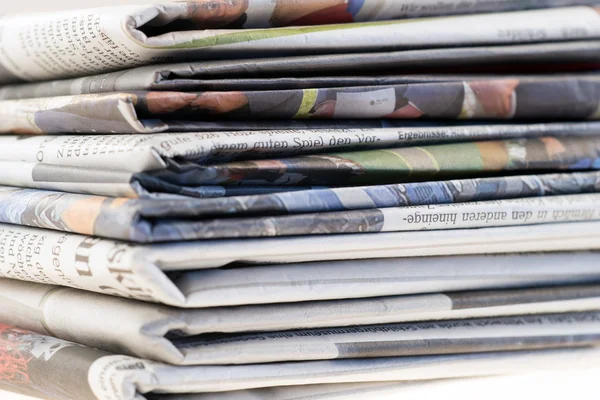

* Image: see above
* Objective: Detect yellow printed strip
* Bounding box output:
[293,89,318,119]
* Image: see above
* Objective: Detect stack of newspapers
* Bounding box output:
[3,1,600,399]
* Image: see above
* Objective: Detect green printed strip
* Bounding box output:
[332,149,412,185]
[386,147,442,176]
[154,18,433,49]
[424,142,485,172]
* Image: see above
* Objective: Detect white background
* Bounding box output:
[1,0,153,13]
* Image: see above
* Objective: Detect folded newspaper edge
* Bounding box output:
[172,252,600,307]
[135,137,600,188]
[5,71,600,98]
[10,246,600,302]
[0,121,597,168]
[137,119,458,133]
[95,193,600,240]
[140,311,600,365]
[1,40,600,99]
[0,171,599,242]
[1,4,600,82]
[2,186,600,241]
[0,133,599,198]
[2,278,600,364]
[142,381,460,400]
[3,221,600,307]
[142,376,600,400]
[3,76,600,134]
[132,193,600,240]
[1,323,599,400]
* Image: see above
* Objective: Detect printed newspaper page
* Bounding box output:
[0,40,599,99]
[0,324,599,400]
[1,76,600,133]
[1,3,599,82]
[0,171,596,242]
[1,222,600,306]
[1,278,600,364]
[0,134,597,197]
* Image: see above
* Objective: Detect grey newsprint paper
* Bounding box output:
[3,76,600,135]
[0,3,599,83]
[0,40,598,100]
[0,170,598,242]
[2,222,600,306]
[3,122,596,164]
[143,377,600,400]
[1,183,600,241]
[1,278,600,364]
[1,41,600,99]
[0,125,598,198]
[0,40,600,96]
[1,323,600,400]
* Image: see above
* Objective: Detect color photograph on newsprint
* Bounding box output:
[2,0,600,399]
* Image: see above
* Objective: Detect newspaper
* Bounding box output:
[141,137,600,188]
[0,134,599,197]
[0,171,598,241]
[1,185,600,239]
[131,119,529,133]
[96,311,600,365]
[167,253,600,307]
[8,74,502,95]
[0,323,599,400]
[2,277,600,364]
[2,221,600,306]
[132,119,459,132]
[107,382,440,400]
[0,73,584,94]
[114,193,600,240]
[143,381,451,400]
[144,377,600,400]
[0,121,595,166]
[3,76,600,134]
[1,40,600,99]
[1,4,600,83]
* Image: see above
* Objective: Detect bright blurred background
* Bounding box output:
[2,0,153,13]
